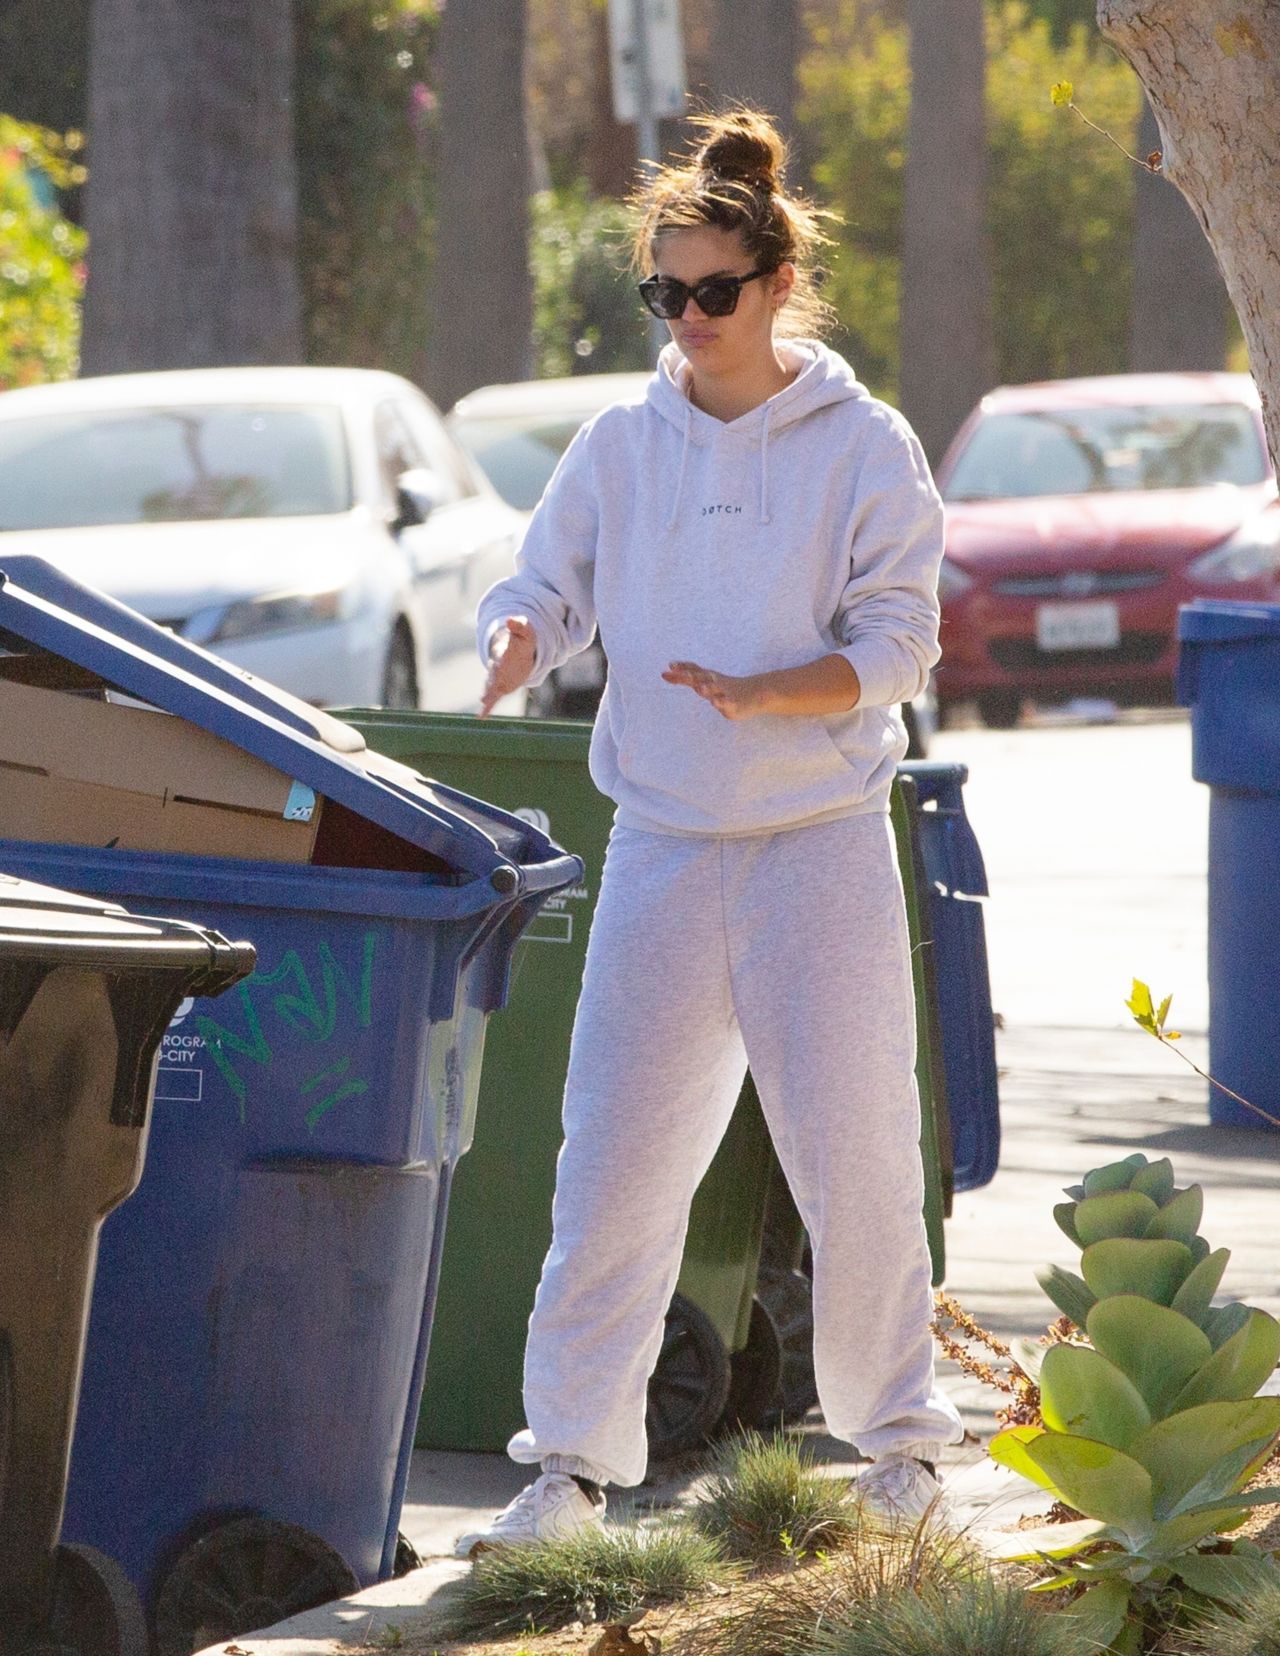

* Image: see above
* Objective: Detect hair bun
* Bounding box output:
[695,111,784,191]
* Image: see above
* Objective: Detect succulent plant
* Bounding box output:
[988,1153,1280,1654]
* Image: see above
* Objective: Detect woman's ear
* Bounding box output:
[770,262,798,312]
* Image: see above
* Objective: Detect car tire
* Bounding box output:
[976,689,1023,730]
[380,623,419,710]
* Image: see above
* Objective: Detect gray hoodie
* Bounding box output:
[477,339,943,836]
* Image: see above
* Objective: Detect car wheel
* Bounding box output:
[380,624,419,710]
[976,689,1023,730]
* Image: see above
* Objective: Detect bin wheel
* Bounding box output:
[393,1531,422,1578]
[717,1296,783,1435]
[21,1543,149,1656]
[153,1518,359,1656]
[756,1266,818,1426]
[645,1292,731,1462]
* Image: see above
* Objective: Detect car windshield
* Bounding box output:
[943,403,1268,501]
[0,404,352,530]
[450,413,591,510]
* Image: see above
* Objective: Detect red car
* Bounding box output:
[934,372,1280,727]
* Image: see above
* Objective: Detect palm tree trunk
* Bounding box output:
[428,0,533,409]
[80,0,302,375]
[710,0,803,163]
[899,0,994,463]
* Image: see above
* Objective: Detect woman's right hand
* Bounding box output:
[480,615,538,716]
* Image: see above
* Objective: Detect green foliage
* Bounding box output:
[797,1,1141,403]
[530,181,649,379]
[988,1153,1280,1654]
[691,1429,861,1565]
[1171,1578,1280,1654]
[445,1524,732,1636]
[294,0,440,379]
[807,1574,1081,1656]
[0,114,86,389]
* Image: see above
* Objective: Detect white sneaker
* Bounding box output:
[453,1472,607,1558]
[856,1454,946,1523]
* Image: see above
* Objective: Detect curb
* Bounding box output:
[193,1558,470,1656]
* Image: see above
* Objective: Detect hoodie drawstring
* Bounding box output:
[758,401,773,525]
[667,404,692,531]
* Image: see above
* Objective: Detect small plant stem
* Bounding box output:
[1155,1032,1280,1130]
[1068,101,1160,170]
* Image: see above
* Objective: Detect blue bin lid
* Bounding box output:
[0,556,549,891]
[1178,599,1280,645]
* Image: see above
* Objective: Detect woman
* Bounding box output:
[457,108,963,1555]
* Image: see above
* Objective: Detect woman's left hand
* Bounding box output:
[662,660,768,721]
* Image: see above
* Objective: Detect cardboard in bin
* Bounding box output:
[0,673,321,863]
[0,555,558,890]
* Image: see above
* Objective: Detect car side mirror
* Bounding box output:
[394,467,446,529]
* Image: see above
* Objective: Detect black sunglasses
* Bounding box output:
[637,268,770,320]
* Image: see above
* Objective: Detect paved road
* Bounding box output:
[401,709,1280,1557]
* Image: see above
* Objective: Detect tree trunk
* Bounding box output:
[709,0,802,164]
[899,0,994,463]
[1098,1,1280,468]
[80,0,302,376]
[428,0,533,410]
[1131,99,1228,372]
[585,0,637,198]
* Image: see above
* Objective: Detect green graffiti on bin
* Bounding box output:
[194,932,377,1128]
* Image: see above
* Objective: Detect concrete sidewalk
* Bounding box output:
[197,716,1280,1654]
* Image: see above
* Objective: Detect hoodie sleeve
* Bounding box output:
[833,412,943,709]
[475,422,599,688]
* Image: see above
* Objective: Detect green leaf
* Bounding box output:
[1038,1263,1098,1329]
[1026,1434,1154,1538]
[1171,1311,1280,1411]
[1171,1248,1231,1328]
[1075,1191,1160,1244]
[1205,1301,1253,1351]
[1188,1234,1212,1265]
[1055,1576,1131,1649]
[1083,1154,1149,1197]
[1129,1157,1175,1204]
[1053,1201,1082,1246]
[1144,1185,1204,1245]
[1175,1547,1280,1609]
[1087,1297,1212,1417]
[1063,1183,1088,1201]
[1011,1336,1047,1382]
[1039,1344,1152,1449]
[1128,1400,1280,1515]
[1126,979,1155,1026]
[980,1516,1108,1563]
[988,1425,1062,1494]
[1155,993,1175,1032]
[1081,1237,1195,1306]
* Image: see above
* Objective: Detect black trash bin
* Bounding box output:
[0,873,254,1656]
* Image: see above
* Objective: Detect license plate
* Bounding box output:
[1035,601,1121,651]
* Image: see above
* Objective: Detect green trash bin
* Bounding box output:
[336,710,948,1458]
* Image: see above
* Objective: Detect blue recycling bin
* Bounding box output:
[1177,599,1280,1131]
[898,761,1000,1191]
[0,557,581,1650]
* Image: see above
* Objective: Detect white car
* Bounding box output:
[449,371,937,751]
[0,366,526,711]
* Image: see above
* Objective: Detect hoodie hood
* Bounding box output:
[648,339,871,528]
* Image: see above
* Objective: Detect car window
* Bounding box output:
[449,414,590,510]
[943,404,1269,501]
[398,395,478,502]
[0,405,351,530]
[374,400,433,509]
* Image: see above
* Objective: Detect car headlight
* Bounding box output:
[207,587,346,644]
[937,558,974,600]
[1187,511,1280,585]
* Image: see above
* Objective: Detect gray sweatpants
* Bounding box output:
[509,811,963,1487]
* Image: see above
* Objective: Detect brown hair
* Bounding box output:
[628,107,837,338]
